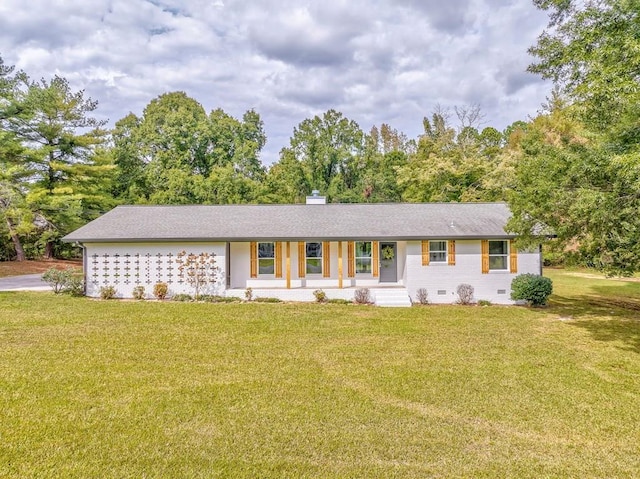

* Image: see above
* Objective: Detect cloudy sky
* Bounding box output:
[0,0,551,164]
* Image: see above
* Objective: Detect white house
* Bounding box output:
[62,196,542,306]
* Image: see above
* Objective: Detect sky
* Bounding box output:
[0,0,551,164]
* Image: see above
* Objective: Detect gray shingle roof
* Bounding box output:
[62,203,515,243]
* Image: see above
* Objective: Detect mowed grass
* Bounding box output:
[1,270,639,478]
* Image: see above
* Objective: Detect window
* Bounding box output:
[355,241,372,274]
[429,241,447,263]
[258,242,275,274]
[489,240,508,270]
[306,242,322,274]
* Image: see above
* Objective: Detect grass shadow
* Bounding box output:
[548,282,640,353]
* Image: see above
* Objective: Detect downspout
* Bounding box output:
[76,242,87,295]
[539,244,543,276]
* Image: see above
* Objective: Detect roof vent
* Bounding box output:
[306,190,326,205]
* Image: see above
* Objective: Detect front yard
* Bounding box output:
[0,269,638,477]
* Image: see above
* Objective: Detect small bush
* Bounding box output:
[327,298,352,305]
[64,275,85,297]
[511,274,553,306]
[253,297,282,303]
[99,285,117,300]
[415,288,429,305]
[42,267,75,294]
[153,282,168,300]
[172,293,193,302]
[354,288,371,304]
[200,295,241,303]
[313,289,327,303]
[132,286,146,300]
[244,287,253,301]
[478,299,492,307]
[456,284,474,305]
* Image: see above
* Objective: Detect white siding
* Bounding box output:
[83,242,226,298]
[405,240,541,304]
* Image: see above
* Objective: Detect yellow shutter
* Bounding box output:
[448,240,456,266]
[422,240,429,266]
[481,240,489,274]
[298,242,306,278]
[510,240,518,273]
[347,241,355,277]
[372,241,379,277]
[275,242,283,278]
[323,242,331,277]
[250,242,258,278]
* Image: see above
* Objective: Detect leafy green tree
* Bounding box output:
[398,107,503,202]
[271,110,364,202]
[529,0,640,131]
[1,63,114,258]
[111,92,266,205]
[510,1,640,274]
[0,56,30,259]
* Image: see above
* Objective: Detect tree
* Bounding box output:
[511,1,640,274]
[111,92,266,205]
[529,0,640,131]
[397,106,503,202]
[0,55,29,260]
[270,110,365,202]
[175,250,220,300]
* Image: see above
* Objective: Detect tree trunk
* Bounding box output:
[44,240,54,259]
[5,217,26,261]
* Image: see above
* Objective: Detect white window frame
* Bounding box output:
[429,240,447,264]
[258,242,275,275]
[488,240,509,271]
[355,241,372,274]
[305,242,323,275]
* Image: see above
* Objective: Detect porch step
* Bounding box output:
[373,288,412,308]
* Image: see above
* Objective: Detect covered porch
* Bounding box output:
[228,240,407,290]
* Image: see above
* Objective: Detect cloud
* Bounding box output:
[0,0,552,165]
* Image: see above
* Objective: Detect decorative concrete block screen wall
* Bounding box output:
[83,242,226,299]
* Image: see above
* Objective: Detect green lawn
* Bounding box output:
[1,270,639,478]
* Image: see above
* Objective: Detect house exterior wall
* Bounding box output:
[404,240,541,304]
[81,239,541,304]
[82,242,227,298]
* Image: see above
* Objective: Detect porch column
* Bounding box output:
[286,242,291,289]
[338,241,343,289]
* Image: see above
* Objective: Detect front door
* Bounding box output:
[379,242,397,282]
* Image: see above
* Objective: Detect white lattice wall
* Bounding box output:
[83,242,227,298]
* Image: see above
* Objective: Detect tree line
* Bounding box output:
[1,0,639,274]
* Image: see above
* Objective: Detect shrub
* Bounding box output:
[244,287,253,301]
[172,293,193,302]
[478,299,492,307]
[200,295,241,303]
[64,275,85,297]
[42,267,75,294]
[99,285,117,300]
[253,297,282,303]
[511,274,553,306]
[153,282,168,300]
[456,284,474,305]
[354,288,371,304]
[132,286,146,300]
[415,288,429,305]
[313,289,327,303]
[327,298,352,305]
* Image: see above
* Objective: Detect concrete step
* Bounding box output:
[373,288,412,307]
